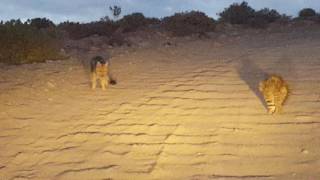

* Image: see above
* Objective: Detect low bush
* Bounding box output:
[0,19,63,65]
[219,1,255,24]
[27,17,55,29]
[162,11,215,36]
[219,2,283,28]
[299,8,317,18]
[117,13,160,33]
[248,8,281,28]
[255,8,281,23]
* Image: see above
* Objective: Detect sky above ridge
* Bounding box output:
[0,0,319,23]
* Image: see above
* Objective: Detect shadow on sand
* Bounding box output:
[236,52,295,113]
[236,55,268,109]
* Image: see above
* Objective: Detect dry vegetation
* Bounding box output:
[1,1,320,64]
[0,19,63,65]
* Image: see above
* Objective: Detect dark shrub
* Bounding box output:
[162,11,215,36]
[27,17,55,29]
[0,20,63,64]
[248,8,281,28]
[255,8,281,23]
[58,21,118,39]
[299,8,316,18]
[219,3,282,28]
[117,13,157,33]
[100,16,111,22]
[219,1,255,24]
[247,16,269,28]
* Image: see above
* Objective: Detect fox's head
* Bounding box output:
[96,61,109,68]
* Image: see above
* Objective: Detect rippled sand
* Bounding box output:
[1,29,320,180]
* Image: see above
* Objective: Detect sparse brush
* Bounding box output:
[117,13,159,33]
[58,21,119,40]
[0,19,63,65]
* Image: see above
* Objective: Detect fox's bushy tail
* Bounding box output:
[109,74,117,85]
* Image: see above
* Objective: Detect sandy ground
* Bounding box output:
[1,28,320,180]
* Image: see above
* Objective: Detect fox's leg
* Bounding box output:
[99,78,106,90]
[100,79,106,90]
[100,77,109,90]
[91,73,97,90]
[106,75,110,87]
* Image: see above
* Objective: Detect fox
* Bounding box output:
[259,75,289,114]
[90,55,116,90]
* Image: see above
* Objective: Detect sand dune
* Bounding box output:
[1,28,320,180]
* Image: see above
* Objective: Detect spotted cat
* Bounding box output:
[259,75,289,114]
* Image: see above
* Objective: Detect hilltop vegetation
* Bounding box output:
[1,1,320,64]
[0,18,63,65]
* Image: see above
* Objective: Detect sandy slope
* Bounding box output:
[1,28,320,180]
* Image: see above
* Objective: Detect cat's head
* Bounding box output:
[259,81,266,92]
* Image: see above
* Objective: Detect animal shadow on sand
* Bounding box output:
[237,53,294,113]
[237,56,268,110]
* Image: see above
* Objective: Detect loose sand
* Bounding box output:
[1,27,320,180]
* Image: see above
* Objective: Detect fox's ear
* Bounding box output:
[259,81,265,92]
[96,62,102,67]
